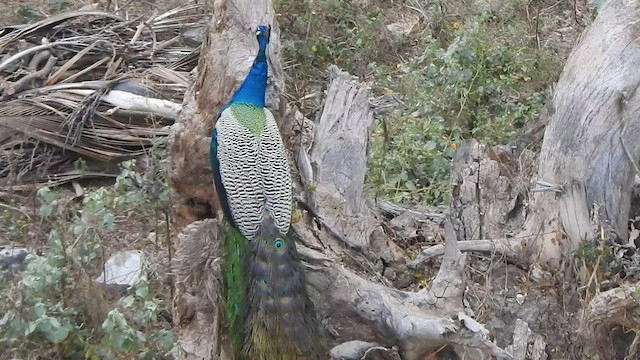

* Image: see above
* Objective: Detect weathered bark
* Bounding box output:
[521,0,640,268]
[303,65,377,250]
[450,139,536,243]
[578,282,640,360]
[506,319,548,360]
[410,139,536,268]
[172,219,229,360]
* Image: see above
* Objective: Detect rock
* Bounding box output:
[383,267,397,282]
[529,265,552,283]
[0,247,29,277]
[330,340,380,360]
[395,268,414,289]
[385,15,419,40]
[181,26,207,47]
[95,250,145,287]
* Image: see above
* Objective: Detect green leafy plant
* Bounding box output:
[368,12,558,205]
[0,138,174,359]
[275,1,561,206]
[101,277,175,358]
[16,5,39,22]
[275,0,404,94]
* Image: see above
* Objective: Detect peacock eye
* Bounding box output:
[274,239,283,248]
[256,30,261,36]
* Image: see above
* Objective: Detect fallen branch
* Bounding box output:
[408,237,524,268]
[27,49,52,71]
[62,88,182,120]
[0,40,83,73]
[5,55,57,98]
[377,199,447,224]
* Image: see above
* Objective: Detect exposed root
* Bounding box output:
[579,282,640,360]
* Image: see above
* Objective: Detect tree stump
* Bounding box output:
[521,0,640,268]
[409,0,640,274]
[411,1,640,358]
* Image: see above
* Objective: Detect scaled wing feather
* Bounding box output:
[216,108,266,239]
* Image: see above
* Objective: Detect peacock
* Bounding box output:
[209,25,322,360]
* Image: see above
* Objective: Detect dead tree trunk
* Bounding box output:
[168,0,284,227]
[522,0,640,268]
[409,1,640,358]
[409,0,640,272]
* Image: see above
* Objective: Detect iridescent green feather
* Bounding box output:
[244,218,322,360]
[221,221,250,358]
[222,219,322,360]
[231,104,267,137]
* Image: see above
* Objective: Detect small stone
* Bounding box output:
[330,340,379,360]
[530,265,552,282]
[0,247,30,278]
[95,250,145,287]
[383,267,397,282]
[390,264,414,289]
[181,26,206,47]
[385,15,419,40]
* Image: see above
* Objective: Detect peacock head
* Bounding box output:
[256,25,271,48]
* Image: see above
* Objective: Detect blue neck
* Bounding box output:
[227,38,269,107]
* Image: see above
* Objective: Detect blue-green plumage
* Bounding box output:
[210,25,322,360]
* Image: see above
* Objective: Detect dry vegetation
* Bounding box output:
[0,1,205,358]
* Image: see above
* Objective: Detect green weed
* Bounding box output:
[0,139,174,359]
[275,0,562,205]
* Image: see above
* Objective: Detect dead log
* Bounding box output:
[518,0,640,268]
